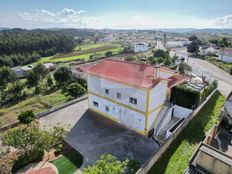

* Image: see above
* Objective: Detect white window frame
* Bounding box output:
[93,101,99,107]
[117,92,121,99]
[105,89,109,94]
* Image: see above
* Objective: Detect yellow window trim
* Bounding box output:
[88,91,146,115]
[89,107,147,136]
[145,90,150,132]
[148,103,164,115]
[88,73,150,91]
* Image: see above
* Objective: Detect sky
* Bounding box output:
[0,0,232,29]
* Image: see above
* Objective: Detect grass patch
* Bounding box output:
[51,149,83,174]
[148,91,225,174]
[39,42,122,63]
[208,57,232,74]
[0,91,69,127]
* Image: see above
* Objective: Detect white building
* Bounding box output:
[217,47,232,63]
[134,42,149,53]
[87,59,186,136]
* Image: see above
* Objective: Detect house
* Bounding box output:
[87,59,186,136]
[11,65,33,77]
[134,42,149,53]
[217,47,232,63]
[184,93,232,174]
[43,63,56,71]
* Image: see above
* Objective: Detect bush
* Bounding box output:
[18,110,35,124]
[125,56,136,61]
[170,85,200,109]
[12,149,44,172]
[105,51,113,57]
[127,160,141,174]
[200,80,217,101]
[54,66,72,85]
[64,82,86,98]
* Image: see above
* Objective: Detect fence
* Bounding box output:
[136,89,217,174]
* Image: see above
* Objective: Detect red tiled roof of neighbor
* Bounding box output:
[168,75,187,88]
[87,59,186,89]
[223,47,232,56]
[25,167,56,174]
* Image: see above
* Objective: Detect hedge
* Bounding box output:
[170,80,217,109]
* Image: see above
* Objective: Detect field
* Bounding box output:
[39,42,123,63]
[0,91,69,128]
[148,91,225,174]
[51,149,83,174]
[208,57,232,74]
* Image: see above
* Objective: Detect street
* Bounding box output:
[173,47,232,97]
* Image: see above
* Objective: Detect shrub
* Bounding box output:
[200,80,217,101]
[54,66,72,85]
[105,51,113,57]
[127,160,141,174]
[18,110,35,124]
[125,56,136,61]
[64,82,86,98]
[170,85,200,109]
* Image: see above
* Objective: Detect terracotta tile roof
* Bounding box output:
[168,75,187,88]
[87,59,186,89]
[223,48,232,56]
[25,167,56,174]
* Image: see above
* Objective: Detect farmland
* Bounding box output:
[39,42,123,63]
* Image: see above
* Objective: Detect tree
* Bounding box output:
[26,70,39,87]
[47,75,54,88]
[153,49,168,58]
[33,63,48,79]
[0,67,18,88]
[3,124,66,172]
[105,51,113,57]
[18,110,35,124]
[54,66,72,85]
[83,154,128,174]
[65,82,86,98]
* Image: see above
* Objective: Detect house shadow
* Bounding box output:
[64,109,160,169]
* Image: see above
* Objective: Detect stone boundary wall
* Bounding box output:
[0,95,88,132]
[136,89,218,174]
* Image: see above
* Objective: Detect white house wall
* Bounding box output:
[149,81,167,111]
[88,94,146,132]
[173,105,192,119]
[218,55,232,63]
[147,108,162,130]
[134,45,149,53]
[159,70,175,79]
[88,74,147,112]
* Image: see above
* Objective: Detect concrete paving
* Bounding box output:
[39,99,88,129]
[65,109,159,168]
[39,100,159,168]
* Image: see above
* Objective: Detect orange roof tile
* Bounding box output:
[25,167,56,174]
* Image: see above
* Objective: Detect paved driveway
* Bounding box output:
[39,99,88,129]
[65,109,159,168]
[39,100,159,168]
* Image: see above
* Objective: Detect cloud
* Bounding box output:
[0,8,231,29]
[215,15,232,27]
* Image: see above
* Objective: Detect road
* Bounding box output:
[173,47,232,97]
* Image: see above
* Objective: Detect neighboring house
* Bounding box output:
[134,42,149,53]
[184,93,232,174]
[11,66,33,77]
[43,63,56,71]
[217,47,232,63]
[87,59,186,136]
[200,46,218,56]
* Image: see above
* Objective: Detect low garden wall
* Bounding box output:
[136,89,217,174]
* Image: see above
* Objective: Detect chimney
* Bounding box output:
[153,67,160,79]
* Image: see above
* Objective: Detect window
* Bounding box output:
[105,106,109,112]
[117,93,121,99]
[105,89,109,94]
[129,97,137,105]
[93,101,98,107]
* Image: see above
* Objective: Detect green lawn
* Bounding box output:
[208,57,232,74]
[148,91,225,174]
[51,149,83,174]
[39,42,122,63]
[0,91,69,127]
